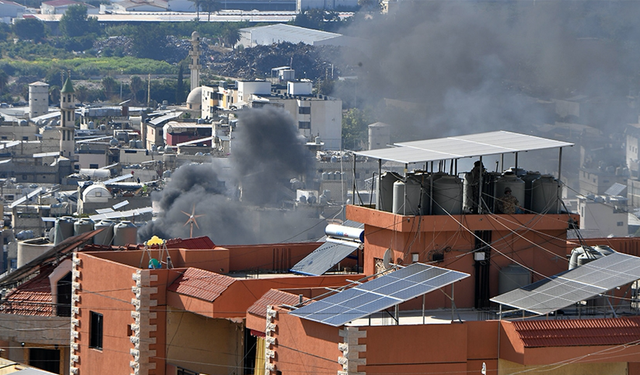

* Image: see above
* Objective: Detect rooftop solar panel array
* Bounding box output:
[290,238,361,276]
[491,252,640,315]
[290,263,469,326]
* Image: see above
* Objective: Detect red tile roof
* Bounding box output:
[167,268,234,302]
[512,317,640,347]
[247,289,308,318]
[1,268,53,316]
[165,236,216,249]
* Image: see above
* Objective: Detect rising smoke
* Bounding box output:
[337,1,638,140]
[138,106,317,245]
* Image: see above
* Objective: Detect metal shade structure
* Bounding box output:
[290,263,469,327]
[491,252,640,316]
[355,131,573,165]
[290,238,361,276]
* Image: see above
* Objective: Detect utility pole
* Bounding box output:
[147,73,151,108]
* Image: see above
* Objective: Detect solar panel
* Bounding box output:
[89,207,152,221]
[491,252,640,315]
[112,200,129,210]
[604,182,626,197]
[290,263,469,326]
[104,174,133,185]
[290,238,361,276]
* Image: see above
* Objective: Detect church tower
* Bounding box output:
[189,31,201,92]
[59,76,75,160]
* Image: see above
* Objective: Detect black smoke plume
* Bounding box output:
[138,106,318,245]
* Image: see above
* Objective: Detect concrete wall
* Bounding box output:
[165,307,242,375]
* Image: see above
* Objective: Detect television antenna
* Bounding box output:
[182,204,204,238]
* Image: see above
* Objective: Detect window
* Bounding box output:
[90,311,103,349]
[89,164,99,169]
[617,221,624,226]
[298,121,311,129]
[298,107,311,114]
[22,136,28,141]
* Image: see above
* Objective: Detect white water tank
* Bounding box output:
[377,172,402,212]
[17,238,54,268]
[392,179,421,215]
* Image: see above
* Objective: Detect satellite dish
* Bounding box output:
[383,248,393,270]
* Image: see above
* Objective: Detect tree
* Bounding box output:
[60,5,100,38]
[220,25,240,48]
[11,18,46,41]
[0,72,7,95]
[130,76,143,104]
[342,108,371,151]
[131,24,167,60]
[176,63,185,104]
[199,0,219,21]
[102,76,118,100]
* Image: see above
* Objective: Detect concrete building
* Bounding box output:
[210,80,343,150]
[28,82,49,119]
[577,194,629,238]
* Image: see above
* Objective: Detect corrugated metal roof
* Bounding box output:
[247,289,308,318]
[167,268,235,302]
[512,317,640,347]
[355,130,573,164]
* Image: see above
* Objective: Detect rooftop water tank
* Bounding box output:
[495,173,525,213]
[54,217,75,245]
[94,220,114,246]
[74,218,94,236]
[432,175,463,215]
[392,179,421,215]
[531,175,561,214]
[113,221,137,246]
[377,172,402,212]
[498,264,531,294]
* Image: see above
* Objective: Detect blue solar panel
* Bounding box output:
[290,263,470,327]
[290,239,361,276]
[491,252,640,315]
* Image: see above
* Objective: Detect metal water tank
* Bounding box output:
[531,175,560,214]
[392,179,421,215]
[94,220,114,245]
[113,221,138,246]
[495,173,525,212]
[498,264,532,294]
[322,172,329,181]
[432,175,463,215]
[129,139,136,148]
[74,218,94,236]
[377,172,402,212]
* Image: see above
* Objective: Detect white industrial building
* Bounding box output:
[236,23,353,48]
[0,0,26,22]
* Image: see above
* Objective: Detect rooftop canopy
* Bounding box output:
[354,130,573,165]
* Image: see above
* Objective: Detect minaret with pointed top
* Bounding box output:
[189,31,201,92]
[60,76,75,159]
